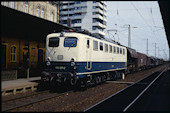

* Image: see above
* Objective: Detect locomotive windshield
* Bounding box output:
[49,37,59,47]
[64,37,77,47]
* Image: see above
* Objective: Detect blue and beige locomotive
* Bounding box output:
[41,30,127,88]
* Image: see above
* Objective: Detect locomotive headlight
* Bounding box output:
[46,61,51,66]
[47,57,51,61]
[70,58,75,66]
[71,62,75,66]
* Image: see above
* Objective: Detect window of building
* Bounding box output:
[109,45,112,53]
[93,18,98,23]
[92,12,96,15]
[100,42,103,51]
[75,1,81,4]
[104,4,107,8]
[37,6,40,17]
[10,46,16,62]
[75,7,81,10]
[51,12,54,21]
[117,47,119,54]
[31,48,36,63]
[69,8,74,11]
[93,6,96,9]
[105,44,108,52]
[4,2,8,6]
[92,26,96,30]
[10,1,14,8]
[82,6,87,9]
[72,19,81,24]
[41,8,44,18]
[93,40,98,51]
[25,2,28,13]
[113,46,116,53]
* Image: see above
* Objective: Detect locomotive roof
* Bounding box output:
[56,29,124,47]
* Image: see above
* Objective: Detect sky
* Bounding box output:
[104,1,169,60]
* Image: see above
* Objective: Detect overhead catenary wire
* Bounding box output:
[130,2,162,51]
[143,2,156,25]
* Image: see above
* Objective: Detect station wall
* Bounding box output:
[1,36,45,70]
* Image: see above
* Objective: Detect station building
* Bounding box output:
[1,2,70,81]
[1,1,59,23]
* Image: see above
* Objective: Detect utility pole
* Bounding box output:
[153,43,157,57]
[163,49,167,60]
[128,25,131,48]
[157,47,160,58]
[123,24,137,48]
[144,38,148,55]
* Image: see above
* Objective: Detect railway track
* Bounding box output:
[2,65,167,112]
[2,90,49,103]
[2,90,71,112]
[84,66,167,112]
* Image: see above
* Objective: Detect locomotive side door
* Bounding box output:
[86,38,92,70]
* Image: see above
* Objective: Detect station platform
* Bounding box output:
[1,77,41,96]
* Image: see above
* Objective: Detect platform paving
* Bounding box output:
[1,77,41,96]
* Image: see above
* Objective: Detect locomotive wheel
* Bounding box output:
[95,75,102,84]
[109,72,117,81]
[94,76,98,84]
[101,74,107,82]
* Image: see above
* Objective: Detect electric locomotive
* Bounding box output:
[41,30,127,88]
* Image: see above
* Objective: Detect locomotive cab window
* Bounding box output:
[64,37,77,47]
[49,37,59,47]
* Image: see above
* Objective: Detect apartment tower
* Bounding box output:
[59,1,107,38]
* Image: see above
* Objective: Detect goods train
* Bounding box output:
[40,29,164,89]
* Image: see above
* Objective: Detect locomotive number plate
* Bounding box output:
[55,66,66,70]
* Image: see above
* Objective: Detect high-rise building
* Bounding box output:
[59,1,107,38]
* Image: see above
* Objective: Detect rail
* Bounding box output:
[84,66,167,112]
[2,90,72,112]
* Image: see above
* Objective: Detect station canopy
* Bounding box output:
[158,1,169,48]
[1,6,71,42]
